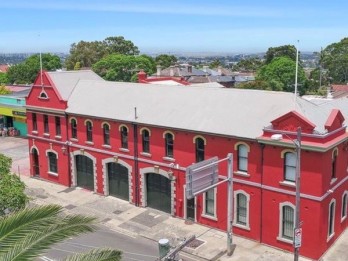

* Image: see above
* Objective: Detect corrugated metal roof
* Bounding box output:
[47,70,104,100]
[66,81,333,139]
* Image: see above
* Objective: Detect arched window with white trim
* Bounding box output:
[103,123,110,145]
[86,120,93,142]
[47,151,58,174]
[328,199,336,239]
[342,192,347,220]
[278,202,295,242]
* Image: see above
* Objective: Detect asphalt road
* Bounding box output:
[38,224,206,261]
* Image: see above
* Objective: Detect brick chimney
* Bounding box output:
[137,70,147,82]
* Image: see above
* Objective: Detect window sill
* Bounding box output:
[330,178,337,185]
[234,171,250,178]
[55,135,62,140]
[119,148,130,153]
[163,157,175,162]
[85,141,94,145]
[276,236,293,245]
[201,213,218,221]
[327,233,335,242]
[48,172,58,177]
[279,180,296,188]
[233,222,250,231]
[70,138,78,142]
[102,144,112,149]
[140,152,152,157]
[341,216,347,223]
[31,130,38,135]
[43,133,50,137]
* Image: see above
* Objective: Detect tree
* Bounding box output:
[7,54,61,84]
[209,59,222,69]
[0,72,9,85]
[321,37,348,84]
[256,57,306,93]
[232,57,263,72]
[0,204,122,261]
[0,85,11,95]
[264,45,297,64]
[0,153,29,216]
[93,54,156,82]
[155,54,177,69]
[65,36,139,70]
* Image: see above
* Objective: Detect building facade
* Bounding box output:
[26,70,348,260]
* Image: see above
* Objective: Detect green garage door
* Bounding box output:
[107,162,129,201]
[146,173,171,213]
[75,155,94,191]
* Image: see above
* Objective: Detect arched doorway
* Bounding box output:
[107,162,129,201]
[32,148,39,177]
[75,155,94,191]
[146,173,171,213]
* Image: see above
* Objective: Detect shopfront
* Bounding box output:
[0,96,27,136]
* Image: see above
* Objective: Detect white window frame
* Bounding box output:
[328,199,336,241]
[201,187,217,220]
[233,190,250,230]
[46,150,58,176]
[277,202,295,244]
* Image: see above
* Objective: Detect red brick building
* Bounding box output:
[26,70,348,260]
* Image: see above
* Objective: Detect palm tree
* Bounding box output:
[0,204,122,261]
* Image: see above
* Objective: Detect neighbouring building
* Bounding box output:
[26,70,348,260]
[0,86,31,136]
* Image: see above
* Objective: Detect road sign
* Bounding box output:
[294,228,302,248]
[185,157,219,199]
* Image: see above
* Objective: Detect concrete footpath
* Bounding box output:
[1,137,347,261]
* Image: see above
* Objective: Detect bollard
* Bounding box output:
[158,238,170,260]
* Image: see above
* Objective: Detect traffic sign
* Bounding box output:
[294,228,302,248]
[185,157,219,199]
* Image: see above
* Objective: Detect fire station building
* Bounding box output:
[26,70,348,260]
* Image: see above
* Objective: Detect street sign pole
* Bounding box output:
[226,153,234,256]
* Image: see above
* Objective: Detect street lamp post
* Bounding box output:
[294,127,301,261]
[272,127,302,261]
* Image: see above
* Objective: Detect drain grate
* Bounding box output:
[36,194,48,199]
[113,210,123,215]
[185,239,205,249]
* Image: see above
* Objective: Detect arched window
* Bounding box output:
[121,126,128,149]
[48,152,58,174]
[142,129,150,153]
[284,152,296,182]
[236,193,247,225]
[281,205,294,240]
[165,132,174,158]
[332,149,338,179]
[71,119,77,139]
[195,137,205,162]
[86,121,93,142]
[103,123,110,145]
[328,200,335,238]
[237,144,248,172]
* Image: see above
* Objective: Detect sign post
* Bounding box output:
[294,228,302,248]
[185,153,235,256]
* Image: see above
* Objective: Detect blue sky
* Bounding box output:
[1,0,348,54]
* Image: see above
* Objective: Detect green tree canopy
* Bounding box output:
[92,54,156,82]
[7,54,61,84]
[65,36,140,70]
[0,72,9,85]
[321,37,348,84]
[0,85,11,95]
[256,57,306,93]
[0,204,122,260]
[264,45,297,64]
[155,54,177,69]
[0,153,29,216]
[232,57,263,72]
